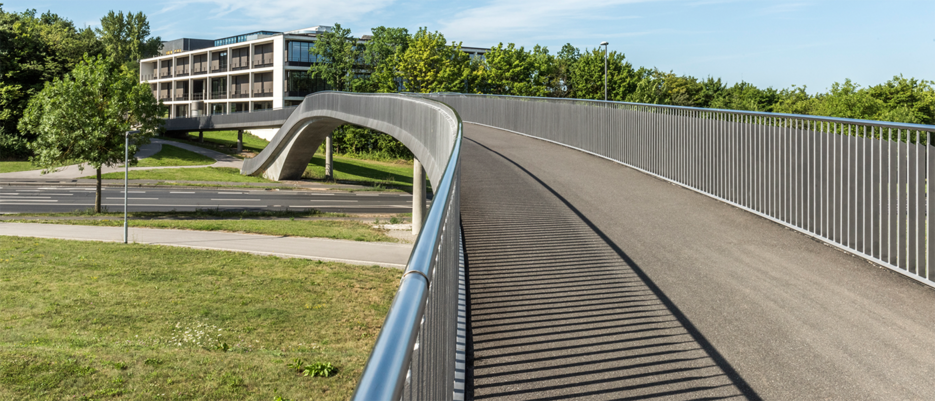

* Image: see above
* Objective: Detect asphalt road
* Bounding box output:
[461,123,935,400]
[0,186,417,214]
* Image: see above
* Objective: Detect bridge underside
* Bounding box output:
[461,123,935,399]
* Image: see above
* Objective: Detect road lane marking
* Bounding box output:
[15,190,40,192]
[119,191,146,193]
[170,191,196,194]
[217,192,243,195]
[210,199,261,201]
[0,200,59,203]
[105,197,159,200]
[0,196,52,199]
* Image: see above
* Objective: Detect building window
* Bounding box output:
[211,103,226,115]
[285,71,328,96]
[287,41,318,64]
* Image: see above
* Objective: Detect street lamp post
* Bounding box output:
[124,130,139,244]
[600,41,609,101]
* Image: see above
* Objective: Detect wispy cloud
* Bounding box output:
[155,0,395,35]
[434,0,665,46]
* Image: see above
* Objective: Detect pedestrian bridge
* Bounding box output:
[166,92,935,400]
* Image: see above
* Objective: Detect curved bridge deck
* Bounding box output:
[461,123,935,399]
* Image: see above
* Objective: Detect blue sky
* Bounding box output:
[6,0,933,93]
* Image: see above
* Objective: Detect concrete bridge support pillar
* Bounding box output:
[325,134,333,180]
[237,130,243,153]
[412,158,425,235]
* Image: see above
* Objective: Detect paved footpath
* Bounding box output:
[461,123,935,400]
[0,222,411,268]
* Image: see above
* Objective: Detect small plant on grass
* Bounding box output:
[303,362,337,378]
[287,358,305,373]
[389,217,400,224]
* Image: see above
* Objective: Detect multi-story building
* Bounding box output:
[140,26,488,121]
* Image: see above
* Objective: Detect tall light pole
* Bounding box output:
[600,41,609,101]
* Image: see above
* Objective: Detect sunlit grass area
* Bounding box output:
[92,167,271,183]
[134,145,215,167]
[0,161,37,173]
[0,237,400,400]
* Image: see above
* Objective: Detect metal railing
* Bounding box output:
[428,93,935,288]
[253,91,273,98]
[230,92,250,99]
[211,65,227,73]
[175,94,189,101]
[210,91,227,100]
[254,59,274,68]
[192,93,205,101]
[193,66,208,75]
[175,67,189,77]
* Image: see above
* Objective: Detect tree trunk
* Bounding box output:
[95,167,102,213]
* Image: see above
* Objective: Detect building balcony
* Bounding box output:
[159,97,172,102]
[141,74,156,82]
[230,92,251,99]
[231,63,249,71]
[253,91,273,98]
[210,91,227,100]
[192,67,208,75]
[175,94,189,101]
[211,66,228,73]
[286,61,312,67]
[254,60,274,68]
[160,71,173,78]
[175,69,190,77]
[192,93,205,101]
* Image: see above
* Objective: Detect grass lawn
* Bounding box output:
[134,145,215,167]
[4,218,397,242]
[305,155,429,193]
[0,237,400,400]
[0,161,38,173]
[163,131,269,156]
[92,167,271,183]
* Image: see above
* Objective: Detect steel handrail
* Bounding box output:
[437,93,935,132]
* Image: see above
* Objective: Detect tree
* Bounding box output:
[355,26,409,93]
[479,43,551,97]
[397,28,478,93]
[546,44,579,98]
[0,6,101,157]
[568,48,638,101]
[308,23,360,92]
[96,10,162,74]
[18,55,164,212]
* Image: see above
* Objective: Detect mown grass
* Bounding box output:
[4,218,397,242]
[0,237,400,400]
[162,131,269,157]
[0,161,37,173]
[305,155,429,193]
[134,145,215,167]
[92,167,272,183]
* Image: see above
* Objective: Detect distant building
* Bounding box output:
[140,26,487,119]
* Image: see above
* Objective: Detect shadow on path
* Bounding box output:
[462,136,759,400]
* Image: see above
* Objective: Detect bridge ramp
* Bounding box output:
[461,123,935,399]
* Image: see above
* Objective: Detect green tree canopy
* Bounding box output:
[308,23,360,92]
[96,10,161,74]
[19,55,164,212]
[569,48,638,101]
[0,6,101,157]
[397,28,478,93]
[355,26,409,93]
[480,43,552,97]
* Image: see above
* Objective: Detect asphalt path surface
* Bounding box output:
[0,186,416,214]
[461,122,935,400]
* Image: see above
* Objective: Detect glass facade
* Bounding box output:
[285,71,328,96]
[287,41,319,64]
[214,31,279,47]
[210,103,226,115]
